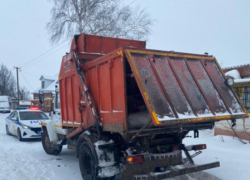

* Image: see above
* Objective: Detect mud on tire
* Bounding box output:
[42,130,62,155]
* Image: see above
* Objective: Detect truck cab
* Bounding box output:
[0,96,10,113]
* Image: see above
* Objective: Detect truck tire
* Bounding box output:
[79,141,99,180]
[17,128,23,141]
[42,131,62,155]
[6,125,10,135]
[79,141,116,180]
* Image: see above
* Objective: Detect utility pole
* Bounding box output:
[14,67,21,107]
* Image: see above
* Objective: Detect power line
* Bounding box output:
[22,44,68,70]
[22,70,40,79]
[20,71,34,91]
[17,40,68,67]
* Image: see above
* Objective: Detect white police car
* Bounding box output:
[5,108,50,141]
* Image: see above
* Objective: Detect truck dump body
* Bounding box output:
[59,34,248,133]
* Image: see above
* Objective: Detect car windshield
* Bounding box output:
[19,112,49,120]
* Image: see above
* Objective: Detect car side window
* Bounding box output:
[12,112,18,120]
[9,112,15,118]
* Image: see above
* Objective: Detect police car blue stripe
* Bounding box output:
[8,117,22,126]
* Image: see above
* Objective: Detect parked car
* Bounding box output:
[5,108,50,141]
[0,96,10,113]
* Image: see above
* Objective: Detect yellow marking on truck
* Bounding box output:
[116,50,123,61]
[62,123,81,128]
[151,113,248,126]
[40,122,47,126]
[152,111,161,125]
[54,125,62,128]
[127,49,216,60]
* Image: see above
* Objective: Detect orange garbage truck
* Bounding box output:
[40,34,248,180]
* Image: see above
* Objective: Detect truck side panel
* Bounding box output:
[85,53,126,132]
[76,34,146,54]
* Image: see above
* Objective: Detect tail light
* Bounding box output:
[194,144,206,151]
[172,145,179,151]
[126,156,144,164]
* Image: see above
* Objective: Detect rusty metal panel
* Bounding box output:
[202,60,244,114]
[127,53,175,119]
[125,49,248,126]
[169,58,210,115]
[185,59,228,115]
[150,56,195,118]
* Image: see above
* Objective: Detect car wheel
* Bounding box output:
[42,130,62,155]
[6,125,10,135]
[79,141,99,180]
[17,128,23,141]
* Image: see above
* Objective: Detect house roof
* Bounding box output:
[33,80,57,94]
[39,75,57,81]
[33,74,58,94]
[19,100,31,106]
[222,62,250,70]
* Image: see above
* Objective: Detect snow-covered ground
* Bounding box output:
[184,130,250,180]
[0,113,82,180]
[0,113,249,180]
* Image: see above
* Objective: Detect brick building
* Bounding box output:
[32,75,58,112]
[214,63,250,140]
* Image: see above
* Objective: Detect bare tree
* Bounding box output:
[19,86,31,100]
[0,64,16,98]
[47,0,154,44]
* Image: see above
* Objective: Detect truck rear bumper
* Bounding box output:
[134,161,220,180]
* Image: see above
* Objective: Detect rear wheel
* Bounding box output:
[79,141,99,180]
[17,128,23,141]
[79,140,116,180]
[42,130,62,155]
[6,125,10,135]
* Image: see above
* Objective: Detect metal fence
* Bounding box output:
[234,87,250,112]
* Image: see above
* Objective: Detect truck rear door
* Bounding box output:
[125,48,248,126]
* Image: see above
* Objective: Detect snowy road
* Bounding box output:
[0,113,249,180]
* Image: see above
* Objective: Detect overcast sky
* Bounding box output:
[1,0,250,95]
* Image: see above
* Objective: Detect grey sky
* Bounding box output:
[1,0,250,94]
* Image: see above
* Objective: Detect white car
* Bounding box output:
[5,108,50,141]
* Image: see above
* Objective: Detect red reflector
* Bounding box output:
[194,144,206,151]
[127,156,144,164]
[172,146,179,151]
